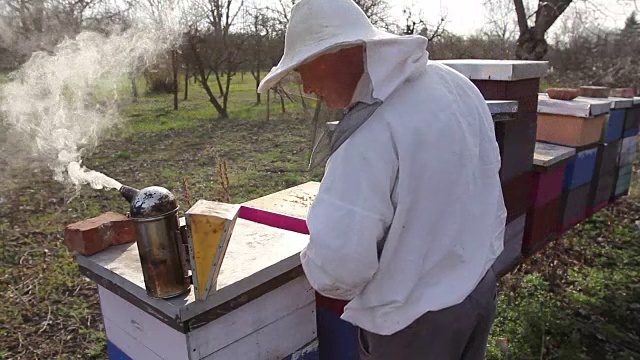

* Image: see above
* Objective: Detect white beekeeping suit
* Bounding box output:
[258,0,507,337]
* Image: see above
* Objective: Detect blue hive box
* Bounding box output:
[564,146,598,190]
[603,109,626,143]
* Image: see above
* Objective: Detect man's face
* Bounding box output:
[297,45,365,109]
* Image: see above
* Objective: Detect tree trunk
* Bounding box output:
[515,29,549,60]
[299,85,306,110]
[184,62,189,101]
[223,69,232,114]
[512,0,571,60]
[189,39,228,118]
[172,49,179,110]
[130,75,138,103]
[215,71,225,98]
[266,89,270,121]
[255,68,261,105]
[256,83,261,104]
[203,82,229,118]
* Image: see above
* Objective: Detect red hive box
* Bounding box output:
[438,60,549,228]
[523,142,575,256]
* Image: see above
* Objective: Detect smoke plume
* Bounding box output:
[0,21,181,193]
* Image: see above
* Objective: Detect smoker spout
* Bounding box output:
[119,185,139,204]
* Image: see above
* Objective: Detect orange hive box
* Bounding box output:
[536,113,606,147]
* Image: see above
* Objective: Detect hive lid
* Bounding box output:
[606,97,634,109]
[633,97,640,106]
[486,100,518,115]
[436,59,549,81]
[574,96,632,110]
[538,93,610,117]
[533,142,576,168]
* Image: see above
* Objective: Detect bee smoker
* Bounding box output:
[119,185,191,299]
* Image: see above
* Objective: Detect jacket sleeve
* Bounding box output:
[300,122,398,300]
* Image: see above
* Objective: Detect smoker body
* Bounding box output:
[120,186,191,299]
[132,211,190,299]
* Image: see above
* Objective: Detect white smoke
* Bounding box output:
[0,20,182,193]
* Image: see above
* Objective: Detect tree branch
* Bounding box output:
[514,0,529,33]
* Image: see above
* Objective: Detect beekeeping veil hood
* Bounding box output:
[258,0,429,169]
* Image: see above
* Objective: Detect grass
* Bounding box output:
[1,72,639,359]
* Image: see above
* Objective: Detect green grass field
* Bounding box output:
[0,73,638,359]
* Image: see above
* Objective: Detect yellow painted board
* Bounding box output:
[186,200,240,301]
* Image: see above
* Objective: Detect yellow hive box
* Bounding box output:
[185,200,240,301]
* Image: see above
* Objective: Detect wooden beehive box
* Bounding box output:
[530,142,576,207]
[587,140,622,213]
[575,96,632,143]
[493,214,527,278]
[563,146,599,190]
[537,94,610,147]
[625,97,640,130]
[439,60,549,182]
[560,183,592,232]
[522,142,575,256]
[522,197,561,257]
[619,130,639,167]
[75,182,322,360]
[615,164,634,197]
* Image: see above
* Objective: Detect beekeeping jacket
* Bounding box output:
[258,0,507,336]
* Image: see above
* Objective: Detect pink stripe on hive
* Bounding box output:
[238,206,309,235]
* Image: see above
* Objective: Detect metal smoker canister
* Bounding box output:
[120,185,190,299]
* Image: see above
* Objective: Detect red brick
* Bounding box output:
[64,212,136,256]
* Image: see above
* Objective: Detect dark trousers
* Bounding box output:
[357,266,498,360]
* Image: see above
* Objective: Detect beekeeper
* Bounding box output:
[258,0,507,359]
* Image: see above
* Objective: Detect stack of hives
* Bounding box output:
[528,86,639,257]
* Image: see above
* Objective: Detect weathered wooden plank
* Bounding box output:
[103,317,166,360]
[188,276,315,358]
[243,182,320,219]
[99,286,190,360]
[494,214,526,278]
[437,60,549,81]
[200,303,317,360]
[538,94,610,117]
[620,136,639,166]
[486,100,518,116]
[533,142,576,168]
[574,96,632,110]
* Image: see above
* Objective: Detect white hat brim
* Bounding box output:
[257,29,397,94]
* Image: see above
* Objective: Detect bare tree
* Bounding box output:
[482,0,519,41]
[243,5,271,104]
[402,7,448,42]
[187,0,246,119]
[485,0,638,60]
[269,0,392,31]
[0,0,130,68]
[353,0,393,29]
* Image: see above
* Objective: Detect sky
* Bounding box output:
[260,0,639,36]
[388,0,638,36]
